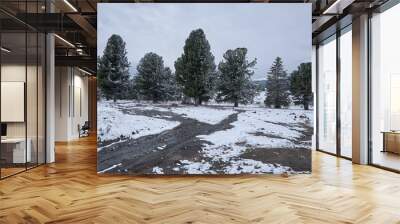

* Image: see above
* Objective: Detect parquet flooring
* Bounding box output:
[1,136,400,223]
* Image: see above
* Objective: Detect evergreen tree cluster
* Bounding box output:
[97,30,313,109]
[264,58,312,110]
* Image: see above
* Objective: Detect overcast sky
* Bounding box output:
[98,3,311,80]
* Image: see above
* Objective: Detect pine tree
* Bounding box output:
[97,34,130,101]
[264,57,290,108]
[216,48,257,107]
[162,67,182,101]
[135,52,167,102]
[290,62,312,110]
[175,29,216,105]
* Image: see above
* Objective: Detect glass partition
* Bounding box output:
[0,1,46,179]
[27,31,38,169]
[339,26,352,158]
[1,31,28,177]
[370,3,400,171]
[317,35,337,154]
[38,32,45,165]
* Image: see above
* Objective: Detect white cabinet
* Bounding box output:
[1,138,32,163]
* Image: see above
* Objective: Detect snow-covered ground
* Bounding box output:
[97,101,180,142]
[253,91,266,105]
[98,100,313,175]
[115,101,237,125]
[192,108,312,174]
[167,106,236,125]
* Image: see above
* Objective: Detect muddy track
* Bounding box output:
[97,106,239,173]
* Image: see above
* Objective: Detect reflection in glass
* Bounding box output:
[340,28,352,158]
[318,36,337,154]
[27,31,38,169]
[371,4,400,171]
[1,32,27,177]
[38,33,46,165]
[0,0,47,178]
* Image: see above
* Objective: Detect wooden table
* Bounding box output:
[382,131,400,154]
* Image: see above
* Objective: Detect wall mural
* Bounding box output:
[97,3,313,175]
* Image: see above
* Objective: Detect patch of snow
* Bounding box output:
[172,167,180,172]
[253,91,266,105]
[152,166,164,174]
[167,106,236,125]
[239,107,313,125]
[118,102,236,125]
[97,101,180,142]
[195,107,312,174]
[176,160,216,174]
[223,159,292,174]
[197,109,306,162]
[98,163,122,174]
[157,145,167,150]
[97,139,128,152]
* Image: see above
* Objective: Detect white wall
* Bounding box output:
[55,67,89,141]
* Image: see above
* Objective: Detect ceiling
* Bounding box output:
[0,0,391,74]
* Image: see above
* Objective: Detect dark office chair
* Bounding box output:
[79,121,90,138]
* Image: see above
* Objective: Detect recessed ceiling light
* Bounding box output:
[1,47,11,53]
[78,67,92,76]
[54,34,75,48]
[63,0,78,12]
[323,0,354,15]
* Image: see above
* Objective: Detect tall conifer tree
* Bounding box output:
[264,57,290,108]
[98,34,130,101]
[175,29,216,105]
[135,52,179,102]
[290,62,312,110]
[216,48,257,107]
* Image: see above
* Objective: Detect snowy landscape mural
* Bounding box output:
[97,3,312,175]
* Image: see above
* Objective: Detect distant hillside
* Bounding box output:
[252,80,267,91]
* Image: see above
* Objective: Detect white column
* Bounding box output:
[352,14,369,164]
[46,32,55,163]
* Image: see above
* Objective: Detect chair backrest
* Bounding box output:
[82,121,90,129]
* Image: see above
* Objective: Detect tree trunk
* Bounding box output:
[234,101,238,107]
[304,102,309,110]
[195,97,201,106]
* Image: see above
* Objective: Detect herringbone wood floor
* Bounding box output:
[1,136,400,224]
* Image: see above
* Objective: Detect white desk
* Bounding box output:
[1,138,31,163]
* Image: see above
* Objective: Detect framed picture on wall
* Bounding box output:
[97,3,313,175]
